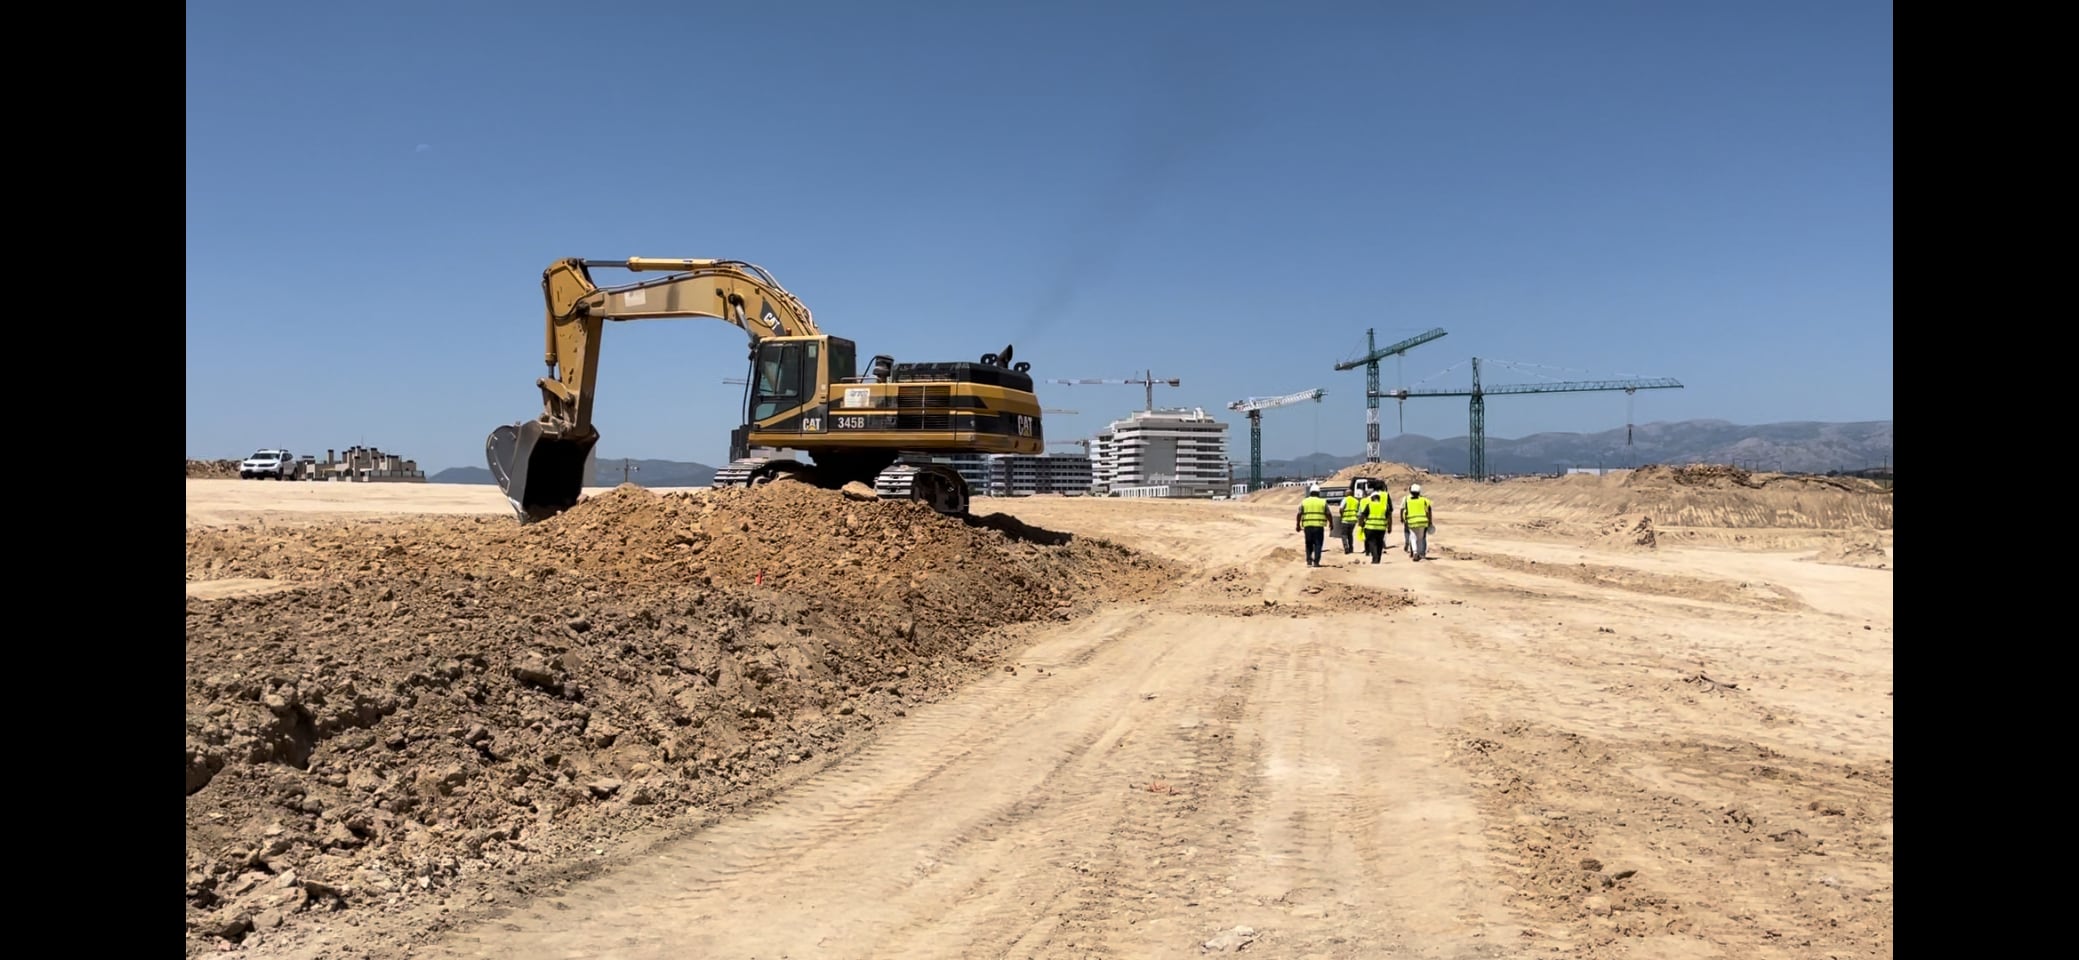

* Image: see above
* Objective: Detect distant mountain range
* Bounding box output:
[1257,418,1893,477]
[428,419,1893,486]
[431,457,718,487]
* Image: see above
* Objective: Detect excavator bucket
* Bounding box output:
[486,420,597,523]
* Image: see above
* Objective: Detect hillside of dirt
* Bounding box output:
[184,483,1176,955]
[1625,462,1887,494]
[1246,461,1893,548]
[1247,462,1431,505]
[190,459,241,479]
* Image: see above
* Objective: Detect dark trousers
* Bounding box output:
[1303,527,1325,565]
[1365,526,1386,563]
[1338,523,1354,553]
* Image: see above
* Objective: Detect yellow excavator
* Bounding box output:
[486,257,1046,523]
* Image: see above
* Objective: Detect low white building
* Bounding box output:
[1090,407,1230,497]
[989,453,1092,496]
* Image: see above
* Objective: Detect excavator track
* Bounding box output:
[873,462,971,517]
[710,457,782,489]
[712,457,967,517]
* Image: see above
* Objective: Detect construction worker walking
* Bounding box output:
[1296,484,1331,567]
[1402,483,1435,561]
[1362,489,1391,563]
[1338,489,1362,554]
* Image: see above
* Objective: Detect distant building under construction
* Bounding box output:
[294,445,427,482]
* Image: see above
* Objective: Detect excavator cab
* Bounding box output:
[744,336,857,426]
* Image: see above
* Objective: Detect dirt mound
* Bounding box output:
[1628,463,1888,494]
[1250,462,1429,504]
[1323,461,1425,485]
[1803,536,1892,570]
[1591,514,1659,550]
[1627,463,1762,489]
[1191,563,1419,618]
[1455,464,1892,532]
[189,459,240,479]
[184,484,1176,954]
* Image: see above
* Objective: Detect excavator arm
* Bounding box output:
[488,257,821,522]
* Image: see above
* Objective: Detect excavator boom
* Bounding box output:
[488,256,1042,524]
[488,257,820,522]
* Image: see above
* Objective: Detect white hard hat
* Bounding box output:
[1409,483,1421,494]
[1307,483,1320,493]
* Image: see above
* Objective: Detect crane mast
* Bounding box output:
[1226,388,1327,492]
[1334,328,1447,464]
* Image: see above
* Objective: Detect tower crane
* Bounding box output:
[1047,370,1181,413]
[1334,328,1447,464]
[1043,408,1079,415]
[1226,388,1327,492]
[1049,439,1092,454]
[1374,358,1682,480]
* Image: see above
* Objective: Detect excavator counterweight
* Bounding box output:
[486,257,1045,524]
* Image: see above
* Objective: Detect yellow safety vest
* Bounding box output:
[1404,496,1432,528]
[1299,496,1329,528]
[1341,497,1360,523]
[1362,497,1389,531]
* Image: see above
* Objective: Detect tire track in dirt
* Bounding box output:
[416,607,1229,960]
[911,632,1261,959]
[1218,614,1518,959]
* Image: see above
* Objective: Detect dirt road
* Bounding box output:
[190,481,1892,959]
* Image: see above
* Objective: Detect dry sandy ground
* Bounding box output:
[183,479,708,531]
[187,478,1893,959]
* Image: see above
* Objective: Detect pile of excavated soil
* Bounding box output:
[1803,536,1892,570]
[1590,513,1659,550]
[1249,462,1430,505]
[184,484,1176,955]
[189,459,241,479]
[1188,561,1421,618]
[1322,461,1426,486]
[1421,464,1893,533]
[1627,463,1886,494]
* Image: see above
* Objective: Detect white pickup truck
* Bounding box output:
[239,449,297,480]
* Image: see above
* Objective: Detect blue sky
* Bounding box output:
[186,0,1892,471]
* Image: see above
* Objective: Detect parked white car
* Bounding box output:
[240,449,296,480]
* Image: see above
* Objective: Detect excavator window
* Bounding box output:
[827,337,858,382]
[751,340,821,423]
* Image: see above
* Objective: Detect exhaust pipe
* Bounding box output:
[486,420,598,523]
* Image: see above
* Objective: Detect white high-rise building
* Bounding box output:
[1091,407,1231,497]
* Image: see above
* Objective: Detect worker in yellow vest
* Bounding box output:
[1295,484,1331,567]
[1402,483,1435,561]
[1338,490,1362,555]
[1362,490,1391,563]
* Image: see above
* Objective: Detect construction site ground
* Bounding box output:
[185,468,1893,959]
